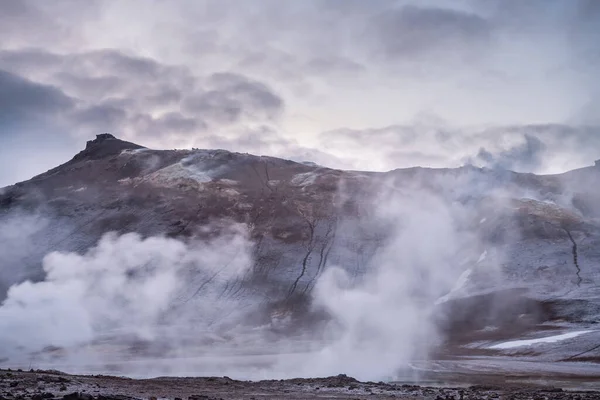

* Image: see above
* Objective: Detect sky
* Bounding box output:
[1,0,599,186]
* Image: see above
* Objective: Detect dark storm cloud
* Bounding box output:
[0,69,74,125]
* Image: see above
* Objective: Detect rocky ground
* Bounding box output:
[1,369,599,400]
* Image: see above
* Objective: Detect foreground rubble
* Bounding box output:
[1,369,599,400]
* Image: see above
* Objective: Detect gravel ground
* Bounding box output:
[1,369,600,400]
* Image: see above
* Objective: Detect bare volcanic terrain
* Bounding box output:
[1,369,600,400]
[1,134,600,385]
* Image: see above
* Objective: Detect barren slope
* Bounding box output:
[1,134,599,378]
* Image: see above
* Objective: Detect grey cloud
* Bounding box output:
[0,49,192,89]
[0,68,79,187]
[368,5,492,60]
[209,73,283,113]
[466,125,600,173]
[322,126,421,149]
[183,73,283,124]
[159,112,201,132]
[0,0,99,49]
[0,47,283,146]
[132,112,205,138]
[2,0,599,184]
[65,50,197,91]
[203,126,289,151]
[53,73,124,99]
[0,45,287,186]
[318,124,461,170]
[183,91,243,124]
[305,57,365,75]
[0,69,74,125]
[482,0,600,63]
[70,103,127,129]
[470,134,546,171]
[200,125,351,169]
[76,50,164,79]
[316,123,600,174]
[0,49,63,72]
[0,1,60,46]
[386,150,451,167]
[143,86,183,107]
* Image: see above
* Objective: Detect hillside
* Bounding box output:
[0,134,599,381]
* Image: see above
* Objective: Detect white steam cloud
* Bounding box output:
[0,179,504,381]
[286,186,491,381]
[0,225,254,362]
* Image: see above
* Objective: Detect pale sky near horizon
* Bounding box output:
[1,0,599,186]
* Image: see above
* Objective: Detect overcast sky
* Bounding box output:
[1,0,599,186]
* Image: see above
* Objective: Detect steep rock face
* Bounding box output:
[1,135,599,352]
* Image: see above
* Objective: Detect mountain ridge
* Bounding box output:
[9,132,600,192]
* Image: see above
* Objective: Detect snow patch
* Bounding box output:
[489,330,594,349]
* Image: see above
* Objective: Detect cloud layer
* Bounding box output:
[1,0,599,185]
